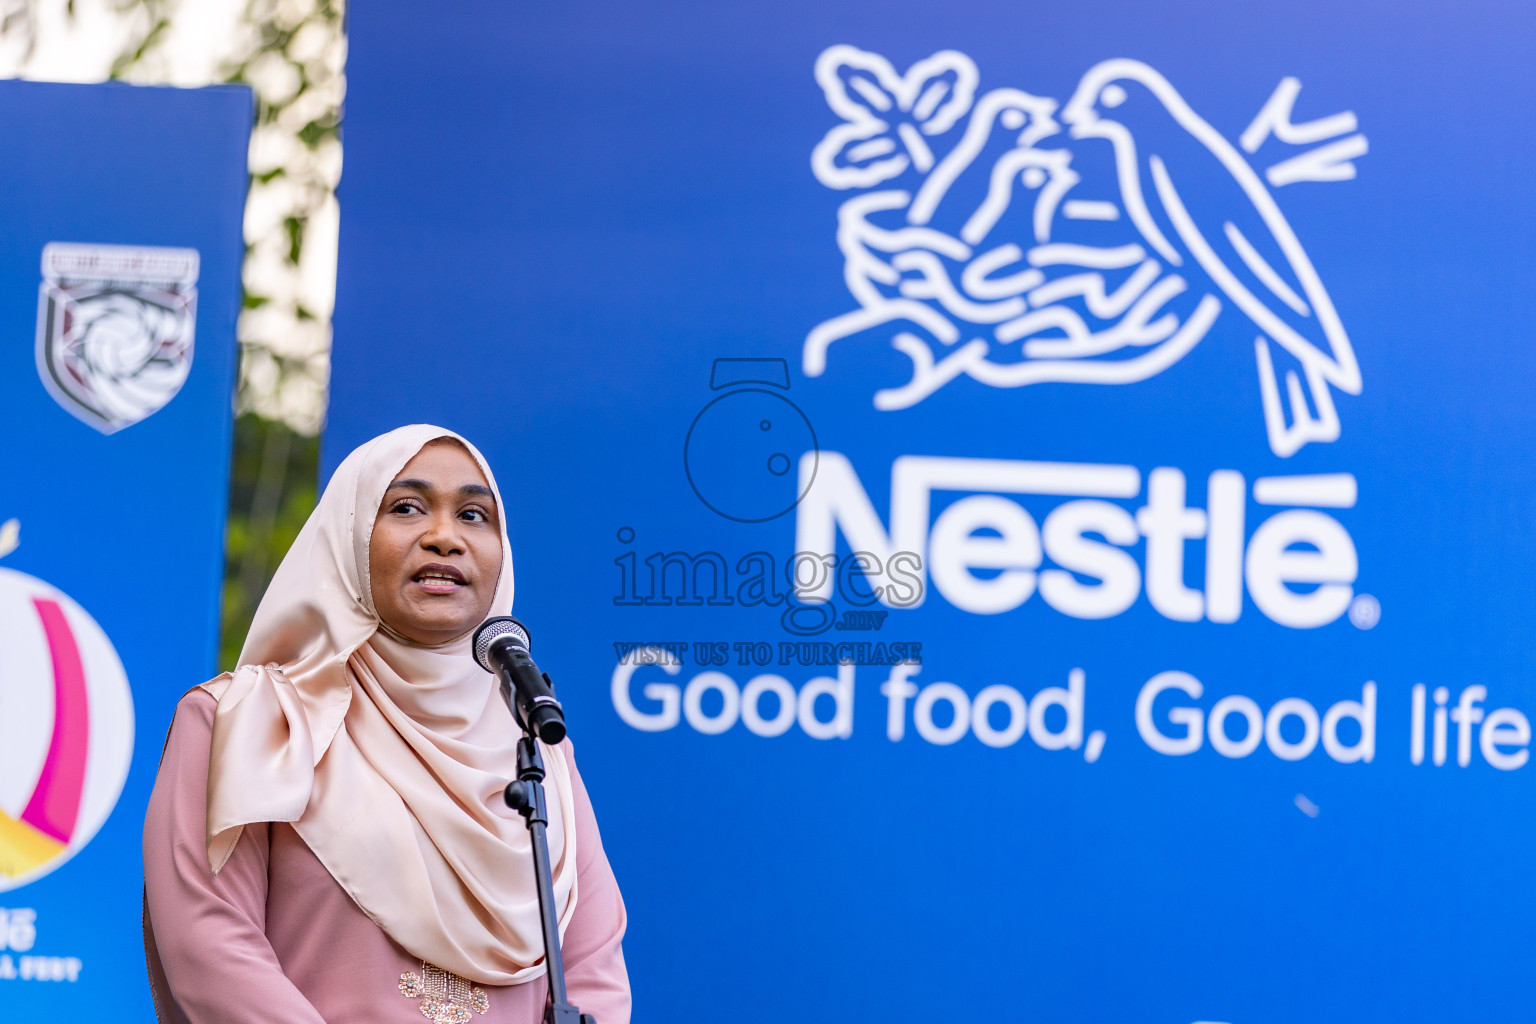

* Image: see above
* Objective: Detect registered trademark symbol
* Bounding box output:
[1348,593,1380,630]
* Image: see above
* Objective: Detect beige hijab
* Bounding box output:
[201,424,577,985]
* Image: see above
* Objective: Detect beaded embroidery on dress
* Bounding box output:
[399,961,491,1023]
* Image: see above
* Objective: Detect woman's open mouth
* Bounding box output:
[412,563,468,594]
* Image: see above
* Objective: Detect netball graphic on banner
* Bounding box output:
[0,557,133,888]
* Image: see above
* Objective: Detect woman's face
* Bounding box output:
[369,440,503,645]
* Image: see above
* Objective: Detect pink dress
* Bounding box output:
[143,688,631,1024]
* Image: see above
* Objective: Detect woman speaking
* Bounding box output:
[143,425,630,1023]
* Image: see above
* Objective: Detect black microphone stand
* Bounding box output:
[502,702,595,1024]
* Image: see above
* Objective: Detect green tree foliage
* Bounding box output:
[221,414,319,668]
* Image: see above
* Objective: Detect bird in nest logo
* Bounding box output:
[804,47,1368,458]
[0,520,134,890]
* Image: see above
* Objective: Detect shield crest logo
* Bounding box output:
[35,242,200,434]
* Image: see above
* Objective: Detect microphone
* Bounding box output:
[472,616,567,744]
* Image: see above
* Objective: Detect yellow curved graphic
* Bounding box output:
[0,808,65,878]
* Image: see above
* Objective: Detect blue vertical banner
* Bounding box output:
[0,81,248,1018]
[330,3,1536,1021]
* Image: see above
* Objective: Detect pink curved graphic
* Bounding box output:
[20,597,89,844]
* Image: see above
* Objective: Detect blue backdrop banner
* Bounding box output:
[0,80,248,1018]
[329,3,1536,1021]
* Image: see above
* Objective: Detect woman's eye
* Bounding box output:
[461,508,487,523]
[392,501,421,515]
